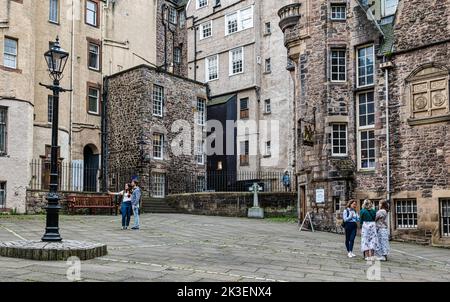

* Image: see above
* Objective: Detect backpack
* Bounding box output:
[341,209,349,228]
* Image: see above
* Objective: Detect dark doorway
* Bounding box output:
[299,185,307,221]
[84,145,99,192]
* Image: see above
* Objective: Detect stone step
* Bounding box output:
[142,198,180,214]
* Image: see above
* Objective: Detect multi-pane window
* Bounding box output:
[265,141,271,156]
[332,124,347,157]
[230,47,243,75]
[196,176,206,192]
[0,182,5,209]
[88,87,100,114]
[357,45,374,87]
[240,140,249,166]
[49,0,59,23]
[265,22,271,35]
[265,99,271,113]
[153,133,164,159]
[48,96,53,123]
[441,199,450,237]
[153,85,164,117]
[226,12,238,35]
[0,107,6,155]
[396,199,418,229]
[3,38,17,69]
[240,98,249,119]
[331,4,346,20]
[152,173,165,198]
[169,7,177,24]
[179,11,186,28]
[86,0,98,27]
[200,21,212,40]
[197,0,207,9]
[206,55,218,82]
[331,49,346,82]
[265,58,271,73]
[334,196,341,212]
[174,47,181,64]
[225,6,253,35]
[197,98,206,126]
[195,141,205,164]
[88,42,100,70]
[358,92,375,170]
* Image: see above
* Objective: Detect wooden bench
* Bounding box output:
[67,195,118,215]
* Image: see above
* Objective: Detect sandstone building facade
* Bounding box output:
[279,0,450,246]
[186,0,295,176]
[105,65,207,198]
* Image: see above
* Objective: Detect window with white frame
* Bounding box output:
[330,4,346,20]
[195,140,205,164]
[197,98,206,126]
[48,96,53,123]
[88,86,100,114]
[197,0,207,9]
[358,91,375,170]
[3,38,17,69]
[225,6,253,35]
[205,55,218,82]
[265,58,271,73]
[264,99,271,113]
[441,199,450,237]
[331,124,347,157]
[49,0,59,23]
[152,173,165,198]
[86,0,98,27]
[382,0,398,17]
[169,7,177,24]
[200,21,212,40]
[265,141,271,156]
[229,47,243,75]
[88,42,100,70]
[0,182,5,208]
[174,47,181,64]
[153,85,164,117]
[396,199,418,229]
[153,133,164,159]
[357,45,374,87]
[0,107,6,155]
[331,49,346,82]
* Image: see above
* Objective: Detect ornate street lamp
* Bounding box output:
[40,37,71,242]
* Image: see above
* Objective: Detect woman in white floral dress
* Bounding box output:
[360,199,379,261]
[375,200,390,261]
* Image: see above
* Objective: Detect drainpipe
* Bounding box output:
[383,59,392,237]
[69,0,75,164]
[193,17,198,81]
[161,4,168,71]
[101,77,109,191]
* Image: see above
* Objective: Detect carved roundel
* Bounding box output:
[433,93,446,107]
[415,96,428,110]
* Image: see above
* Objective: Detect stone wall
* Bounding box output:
[166,192,298,218]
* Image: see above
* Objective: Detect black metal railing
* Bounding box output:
[30,159,100,192]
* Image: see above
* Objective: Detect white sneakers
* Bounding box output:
[347,252,357,258]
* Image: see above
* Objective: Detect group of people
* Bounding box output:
[343,199,390,261]
[108,179,142,230]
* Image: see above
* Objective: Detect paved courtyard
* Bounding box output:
[0,214,449,282]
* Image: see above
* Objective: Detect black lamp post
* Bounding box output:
[40,37,70,242]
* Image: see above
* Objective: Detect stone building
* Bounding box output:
[105,64,207,198]
[185,0,295,177]
[0,0,190,212]
[279,0,450,246]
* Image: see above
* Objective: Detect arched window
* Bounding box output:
[407,64,449,123]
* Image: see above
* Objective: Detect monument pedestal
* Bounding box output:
[248,207,264,219]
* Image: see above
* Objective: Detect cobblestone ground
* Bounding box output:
[0,214,449,282]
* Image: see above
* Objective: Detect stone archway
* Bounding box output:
[83,144,100,192]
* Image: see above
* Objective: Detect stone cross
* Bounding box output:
[248,183,264,219]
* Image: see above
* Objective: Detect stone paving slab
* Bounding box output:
[0,214,450,282]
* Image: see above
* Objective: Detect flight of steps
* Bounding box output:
[141,198,180,214]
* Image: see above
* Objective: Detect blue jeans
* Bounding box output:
[121,202,132,228]
[133,206,140,228]
[345,222,357,252]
